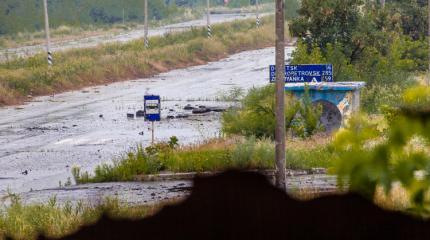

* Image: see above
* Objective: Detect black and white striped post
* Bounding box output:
[256,0,260,28]
[206,0,212,38]
[144,0,149,48]
[43,0,53,66]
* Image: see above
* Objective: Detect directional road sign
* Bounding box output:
[269,64,333,83]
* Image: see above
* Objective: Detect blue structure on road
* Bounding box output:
[144,95,161,122]
[285,82,366,132]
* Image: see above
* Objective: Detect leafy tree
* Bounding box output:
[290,0,363,59]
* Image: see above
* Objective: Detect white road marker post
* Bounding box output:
[43,0,53,66]
[144,0,149,48]
[207,0,212,38]
[256,0,260,28]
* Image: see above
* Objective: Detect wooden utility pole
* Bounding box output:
[207,0,212,38]
[275,0,286,190]
[428,0,430,85]
[144,0,149,48]
[256,0,260,28]
[43,0,52,66]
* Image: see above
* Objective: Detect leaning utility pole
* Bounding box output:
[275,0,286,190]
[144,0,149,48]
[43,0,53,66]
[207,0,212,38]
[256,0,260,28]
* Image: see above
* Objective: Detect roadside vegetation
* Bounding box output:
[333,86,430,216]
[222,85,323,139]
[0,1,287,49]
[0,17,278,106]
[72,135,334,184]
[0,195,160,240]
[289,0,428,113]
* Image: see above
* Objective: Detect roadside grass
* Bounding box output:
[72,136,335,184]
[285,135,335,170]
[0,17,277,106]
[0,195,160,240]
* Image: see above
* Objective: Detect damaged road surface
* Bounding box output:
[0,47,293,196]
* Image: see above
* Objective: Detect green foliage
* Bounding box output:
[286,145,334,170]
[284,0,301,20]
[222,85,323,139]
[290,0,362,57]
[73,135,333,184]
[0,0,186,35]
[0,195,152,240]
[296,86,323,137]
[334,86,430,214]
[291,35,420,113]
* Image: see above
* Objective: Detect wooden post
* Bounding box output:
[43,0,52,66]
[428,0,430,85]
[275,0,286,190]
[144,0,149,48]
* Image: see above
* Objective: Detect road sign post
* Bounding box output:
[144,95,161,144]
[269,64,333,83]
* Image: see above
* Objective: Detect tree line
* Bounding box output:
[0,0,278,35]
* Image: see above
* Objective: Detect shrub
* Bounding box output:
[222,85,323,139]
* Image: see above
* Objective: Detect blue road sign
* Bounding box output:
[269,64,333,83]
[144,95,161,122]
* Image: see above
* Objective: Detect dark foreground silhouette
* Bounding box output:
[37,171,430,240]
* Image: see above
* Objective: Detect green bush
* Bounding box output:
[222,85,323,139]
[72,135,333,184]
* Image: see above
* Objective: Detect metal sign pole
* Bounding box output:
[43,0,52,66]
[151,121,155,144]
